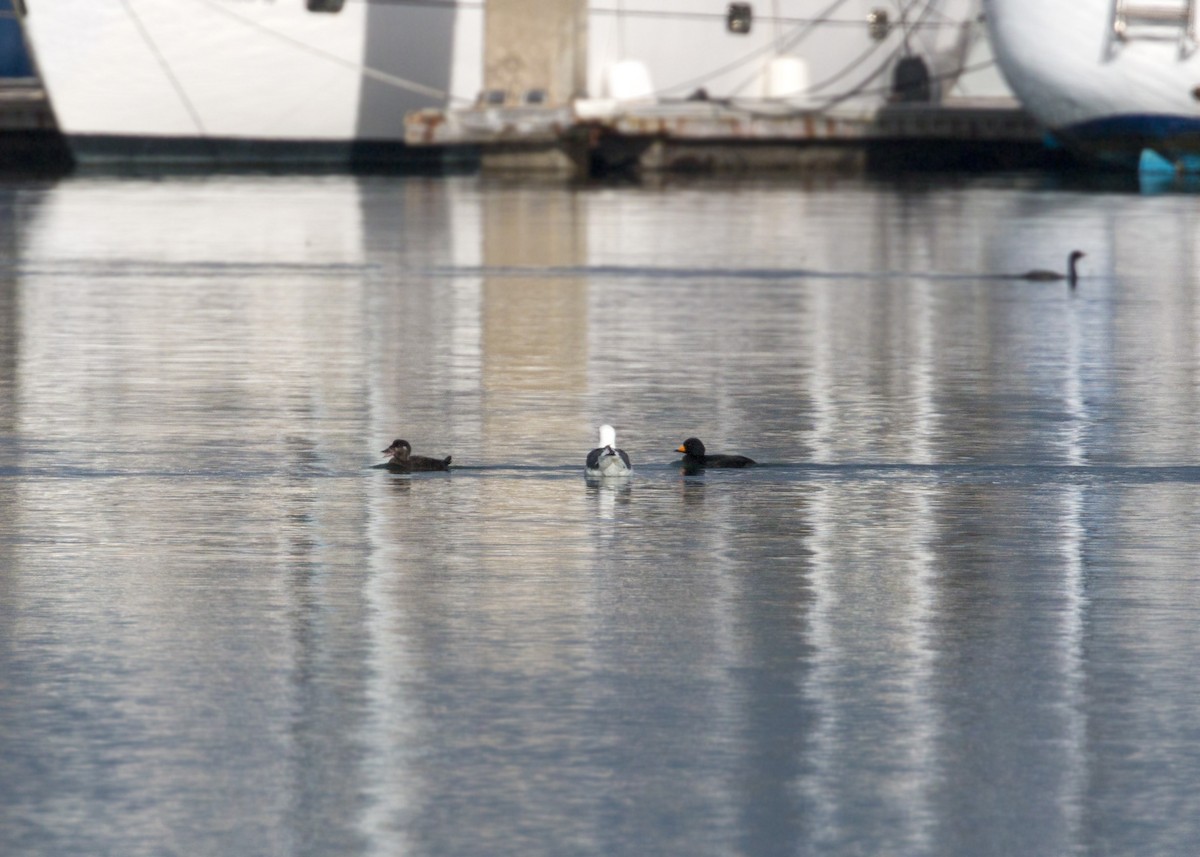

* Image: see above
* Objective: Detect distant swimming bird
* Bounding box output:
[676,437,756,469]
[1022,250,1085,287]
[381,439,451,472]
[586,424,632,477]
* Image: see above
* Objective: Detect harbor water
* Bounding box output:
[2,173,1200,856]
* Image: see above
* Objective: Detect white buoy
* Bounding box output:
[605,60,656,103]
[761,56,810,102]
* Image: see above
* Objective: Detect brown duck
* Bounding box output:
[381,439,451,472]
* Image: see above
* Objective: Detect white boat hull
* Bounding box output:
[23,0,991,167]
[984,0,1200,167]
[22,0,483,167]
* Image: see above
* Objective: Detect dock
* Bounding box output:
[406,96,1052,177]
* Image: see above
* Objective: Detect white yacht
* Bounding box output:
[985,0,1200,171]
[20,0,996,168]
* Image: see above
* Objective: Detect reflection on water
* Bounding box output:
[3,174,1200,856]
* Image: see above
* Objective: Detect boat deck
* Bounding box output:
[0,80,71,173]
[0,80,53,130]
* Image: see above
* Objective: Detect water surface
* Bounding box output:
[2,173,1200,856]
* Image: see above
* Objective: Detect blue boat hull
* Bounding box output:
[1052,114,1200,172]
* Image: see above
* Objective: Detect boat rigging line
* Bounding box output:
[641,0,958,106]
[189,0,469,103]
[755,0,941,96]
[646,0,856,99]
[119,0,211,140]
